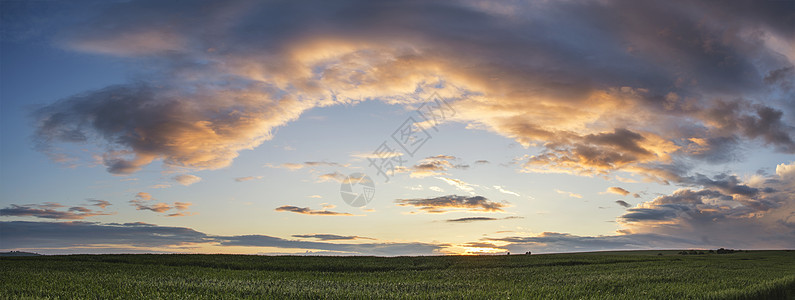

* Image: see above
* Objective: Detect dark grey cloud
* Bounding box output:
[681,173,763,197]
[615,200,632,208]
[615,165,795,249]
[33,83,302,174]
[0,221,212,248]
[292,234,374,241]
[765,67,795,84]
[219,235,445,256]
[484,232,712,254]
[445,216,521,223]
[396,195,506,213]
[0,221,445,256]
[0,202,113,220]
[621,207,681,222]
[275,205,352,216]
[682,136,742,164]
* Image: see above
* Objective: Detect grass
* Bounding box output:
[1,250,794,299]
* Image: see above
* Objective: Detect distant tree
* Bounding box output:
[657,253,663,256]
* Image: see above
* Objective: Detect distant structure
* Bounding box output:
[0,251,41,257]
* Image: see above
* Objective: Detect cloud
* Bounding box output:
[218,236,444,256]
[777,162,795,181]
[615,200,632,208]
[292,234,374,241]
[173,174,201,186]
[30,0,794,181]
[0,202,114,220]
[435,177,478,194]
[474,160,490,164]
[273,162,348,171]
[615,163,795,248]
[445,216,521,223]
[0,221,213,249]
[395,155,467,178]
[350,151,404,160]
[234,176,263,182]
[316,172,346,183]
[0,221,448,255]
[606,187,631,196]
[129,193,195,217]
[173,202,192,211]
[86,199,112,209]
[275,205,353,216]
[15,1,795,252]
[481,232,689,254]
[429,186,444,192]
[446,217,497,223]
[396,195,506,213]
[133,202,172,213]
[556,189,583,199]
[493,186,520,197]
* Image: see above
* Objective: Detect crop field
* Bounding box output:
[1,250,794,299]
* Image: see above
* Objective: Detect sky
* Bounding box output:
[1,0,794,256]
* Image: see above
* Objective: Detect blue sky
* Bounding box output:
[1,0,794,255]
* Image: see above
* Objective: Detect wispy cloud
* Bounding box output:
[606,187,631,196]
[396,195,507,213]
[234,176,263,182]
[275,205,353,216]
[493,186,520,197]
[445,216,522,223]
[435,177,478,195]
[395,155,468,178]
[556,189,583,199]
[173,174,201,186]
[129,193,195,217]
[86,199,111,209]
[316,172,346,183]
[272,162,349,171]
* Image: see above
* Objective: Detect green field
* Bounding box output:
[2,250,794,299]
